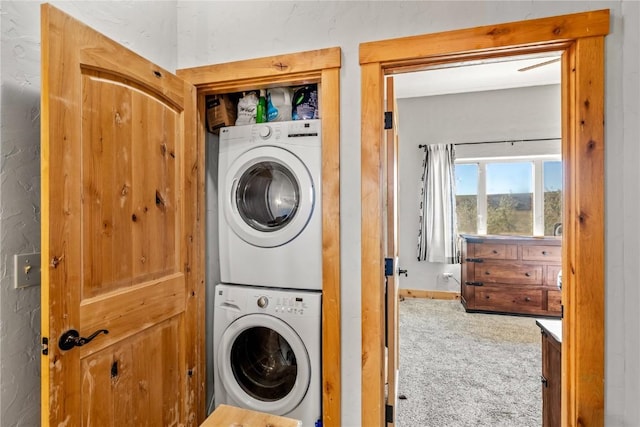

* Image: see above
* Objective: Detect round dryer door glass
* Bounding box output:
[230,326,297,401]
[236,161,299,232]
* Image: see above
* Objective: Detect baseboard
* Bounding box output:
[399,289,460,300]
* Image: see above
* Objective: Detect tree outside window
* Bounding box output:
[455,159,562,237]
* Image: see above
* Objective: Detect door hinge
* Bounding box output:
[385,404,394,423]
[42,337,49,356]
[561,304,564,319]
[384,258,394,277]
[384,111,393,130]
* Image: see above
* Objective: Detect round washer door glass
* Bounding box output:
[231,326,296,401]
[236,161,299,232]
[218,314,311,415]
[224,146,315,248]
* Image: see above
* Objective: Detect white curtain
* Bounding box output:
[417,144,459,263]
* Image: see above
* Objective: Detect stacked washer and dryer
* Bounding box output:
[213,120,323,426]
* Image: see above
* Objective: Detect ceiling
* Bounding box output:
[393,54,562,99]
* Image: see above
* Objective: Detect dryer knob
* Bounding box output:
[258,125,272,139]
[257,296,269,308]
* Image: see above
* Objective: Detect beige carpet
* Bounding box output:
[396,298,542,427]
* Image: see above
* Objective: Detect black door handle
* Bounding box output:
[59,329,109,351]
[398,269,408,277]
[465,281,484,286]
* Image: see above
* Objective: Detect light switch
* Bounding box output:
[14,253,41,288]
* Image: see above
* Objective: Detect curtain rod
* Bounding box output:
[418,137,560,149]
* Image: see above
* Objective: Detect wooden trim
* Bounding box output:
[361,61,385,427]
[360,10,608,427]
[177,47,341,87]
[563,35,606,424]
[186,86,206,424]
[178,48,342,426]
[399,289,461,300]
[320,66,341,426]
[561,41,577,425]
[360,10,610,65]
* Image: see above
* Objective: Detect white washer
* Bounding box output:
[218,120,322,290]
[213,283,321,426]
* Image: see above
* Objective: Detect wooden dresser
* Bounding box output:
[460,234,562,317]
[537,319,562,427]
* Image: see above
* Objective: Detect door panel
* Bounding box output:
[81,317,181,426]
[81,69,180,296]
[384,76,399,426]
[41,5,201,426]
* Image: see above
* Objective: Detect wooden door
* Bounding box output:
[41,4,203,426]
[384,76,399,426]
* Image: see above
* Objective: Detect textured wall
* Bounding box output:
[1,3,46,425]
[176,2,639,426]
[0,2,177,426]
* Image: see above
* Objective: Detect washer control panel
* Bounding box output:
[254,294,309,315]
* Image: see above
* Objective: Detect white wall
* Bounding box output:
[0,2,177,425]
[0,1,638,426]
[177,2,639,426]
[396,84,561,293]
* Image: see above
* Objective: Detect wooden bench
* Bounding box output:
[201,404,302,427]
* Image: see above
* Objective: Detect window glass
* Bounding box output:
[236,161,299,232]
[486,162,533,235]
[230,326,297,401]
[455,163,478,234]
[544,161,562,236]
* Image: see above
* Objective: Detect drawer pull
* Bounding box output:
[542,251,548,255]
[492,250,498,254]
[525,272,531,277]
[525,297,531,302]
[464,281,484,287]
[465,258,484,263]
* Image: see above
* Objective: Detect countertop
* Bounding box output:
[200,404,302,427]
[536,318,562,343]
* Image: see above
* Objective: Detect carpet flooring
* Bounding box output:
[396,298,542,427]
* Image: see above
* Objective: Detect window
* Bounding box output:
[455,158,562,236]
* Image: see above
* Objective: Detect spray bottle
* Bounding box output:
[256,89,267,123]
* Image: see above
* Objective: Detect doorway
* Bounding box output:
[177,48,343,425]
[360,10,608,427]
[391,55,562,426]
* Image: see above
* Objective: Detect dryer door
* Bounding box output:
[217,313,311,415]
[223,146,315,248]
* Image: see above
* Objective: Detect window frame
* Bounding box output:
[455,154,562,236]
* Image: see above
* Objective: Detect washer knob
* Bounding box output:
[258,125,271,139]
[257,296,269,308]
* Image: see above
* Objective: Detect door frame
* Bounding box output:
[177,47,342,426]
[360,10,609,427]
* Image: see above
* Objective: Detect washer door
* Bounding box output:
[217,314,311,415]
[223,146,315,248]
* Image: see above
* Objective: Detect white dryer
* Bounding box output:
[213,283,322,426]
[218,120,322,290]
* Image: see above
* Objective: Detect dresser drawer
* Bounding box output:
[472,243,517,260]
[547,290,562,313]
[475,286,542,313]
[522,245,562,262]
[545,264,562,287]
[476,262,542,285]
